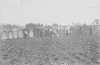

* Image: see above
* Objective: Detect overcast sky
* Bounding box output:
[0,0,99,25]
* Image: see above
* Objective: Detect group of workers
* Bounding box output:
[0,23,73,41]
[0,27,58,41]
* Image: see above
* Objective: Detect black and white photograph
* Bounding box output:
[0,0,99,65]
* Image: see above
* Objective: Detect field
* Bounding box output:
[0,25,100,65]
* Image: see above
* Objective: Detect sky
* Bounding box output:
[0,0,99,25]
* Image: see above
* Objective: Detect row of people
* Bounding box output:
[1,30,22,41]
[0,28,58,41]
